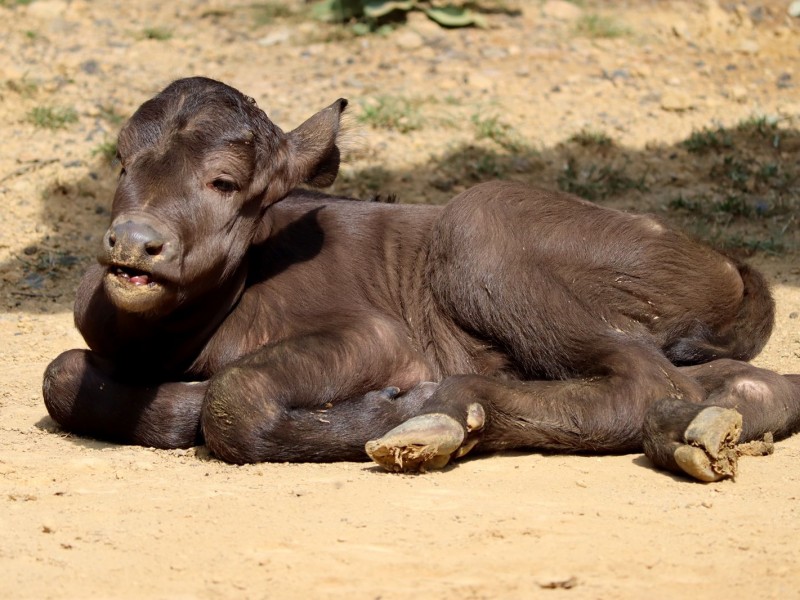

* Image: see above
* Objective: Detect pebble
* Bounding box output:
[660,91,694,111]
[671,21,692,41]
[738,40,760,55]
[790,1,800,18]
[730,85,748,102]
[25,0,68,20]
[395,30,424,51]
[258,29,291,47]
[468,73,495,91]
[80,60,99,75]
[541,0,583,20]
[480,47,507,60]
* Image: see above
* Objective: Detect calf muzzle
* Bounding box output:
[99,217,180,314]
[104,219,177,266]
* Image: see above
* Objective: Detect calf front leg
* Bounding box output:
[43,349,205,448]
[200,316,435,464]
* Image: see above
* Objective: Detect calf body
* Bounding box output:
[43,78,800,481]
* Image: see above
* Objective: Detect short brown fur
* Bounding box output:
[43,78,800,479]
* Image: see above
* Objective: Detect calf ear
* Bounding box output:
[286,99,348,188]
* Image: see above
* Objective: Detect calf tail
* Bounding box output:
[726,261,775,360]
[665,260,775,364]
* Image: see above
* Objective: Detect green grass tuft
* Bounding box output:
[27,106,78,130]
[557,158,646,200]
[575,13,630,39]
[358,96,424,133]
[471,113,528,153]
[142,27,173,41]
[91,140,118,165]
[681,127,733,154]
[251,1,297,26]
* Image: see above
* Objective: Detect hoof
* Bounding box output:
[365,403,485,473]
[674,406,742,482]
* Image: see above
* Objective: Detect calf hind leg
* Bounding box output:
[366,346,707,474]
[643,359,800,481]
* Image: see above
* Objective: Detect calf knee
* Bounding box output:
[201,366,281,464]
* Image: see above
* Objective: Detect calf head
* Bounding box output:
[101,76,347,315]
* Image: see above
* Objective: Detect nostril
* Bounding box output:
[145,241,164,256]
[108,220,174,260]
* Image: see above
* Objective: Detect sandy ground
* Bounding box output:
[1,1,800,598]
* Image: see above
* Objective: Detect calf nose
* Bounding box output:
[104,220,176,262]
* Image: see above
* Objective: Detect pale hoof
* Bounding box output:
[365,403,486,473]
[674,406,742,482]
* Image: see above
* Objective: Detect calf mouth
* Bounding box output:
[103,263,174,314]
[111,265,158,287]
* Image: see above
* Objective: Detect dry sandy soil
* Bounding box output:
[1,1,800,598]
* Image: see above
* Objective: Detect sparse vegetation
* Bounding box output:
[358,95,425,132]
[141,27,173,40]
[574,13,629,39]
[251,1,297,25]
[98,105,126,126]
[432,145,537,190]
[681,126,733,153]
[92,140,119,165]
[6,77,38,97]
[557,158,646,201]
[471,113,527,153]
[664,119,799,254]
[27,106,79,130]
[569,129,613,148]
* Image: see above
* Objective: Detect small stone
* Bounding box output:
[480,47,508,59]
[606,69,630,81]
[541,0,583,20]
[777,102,800,117]
[660,91,694,111]
[730,85,748,102]
[671,21,691,40]
[789,312,798,319]
[777,73,793,89]
[23,245,38,256]
[789,1,800,18]
[25,0,68,19]
[80,60,99,75]
[258,29,291,47]
[395,30,424,51]
[468,73,494,91]
[738,40,760,55]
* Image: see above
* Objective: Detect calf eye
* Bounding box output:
[209,178,238,194]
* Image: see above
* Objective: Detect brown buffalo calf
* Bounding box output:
[43,77,800,481]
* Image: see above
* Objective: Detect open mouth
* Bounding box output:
[111,266,157,287]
